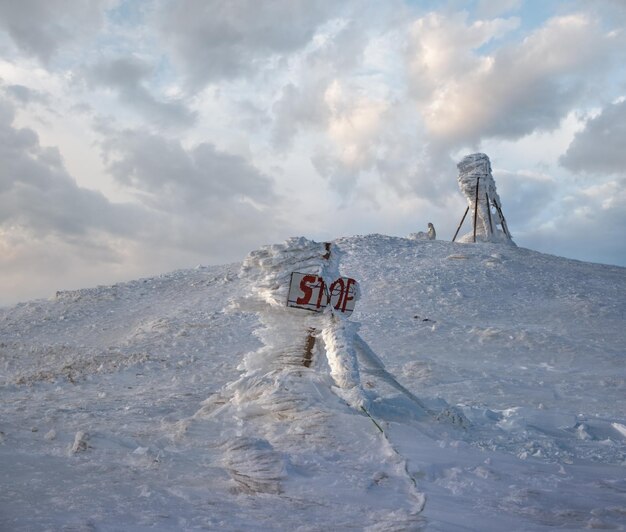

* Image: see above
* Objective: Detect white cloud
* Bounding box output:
[408,12,616,147]
[324,80,389,169]
[156,0,342,87]
[0,94,283,305]
[4,84,49,105]
[492,169,558,227]
[85,56,197,128]
[101,127,275,204]
[0,0,111,64]
[560,100,626,176]
[0,94,150,305]
[573,0,626,25]
[476,0,523,18]
[271,82,329,152]
[0,97,141,238]
[98,126,282,252]
[519,176,626,266]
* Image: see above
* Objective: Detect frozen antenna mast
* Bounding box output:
[452,153,515,245]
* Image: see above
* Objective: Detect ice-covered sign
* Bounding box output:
[287,272,358,316]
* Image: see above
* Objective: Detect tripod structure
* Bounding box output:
[452,153,514,245]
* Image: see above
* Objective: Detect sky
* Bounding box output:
[0,0,625,306]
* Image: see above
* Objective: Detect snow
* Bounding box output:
[1,234,625,530]
[408,222,436,241]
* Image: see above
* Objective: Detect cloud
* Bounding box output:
[0,0,110,64]
[271,82,329,151]
[269,17,374,151]
[0,96,142,238]
[491,169,558,227]
[263,10,463,203]
[324,81,389,169]
[271,75,456,202]
[0,94,152,305]
[4,84,49,105]
[86,56,196,128]
[270,5,624,208]
[476,0,523,18]
[407,12,616,147]
[98,126,281,252]
[573,0,626,25]
[157,0,340,87]
[308,80,400,197]
[310,93,459,203]
[407,11,520,102]
[560,100,626,176]
[519,176,626,266]
[101,128,275,203]
[0,96,283,305]
[2,0,626,305]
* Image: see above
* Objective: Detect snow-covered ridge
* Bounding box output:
[1,234,625,530]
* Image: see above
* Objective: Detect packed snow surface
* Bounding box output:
[1,234,625,531]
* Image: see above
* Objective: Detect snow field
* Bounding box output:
[1,234,625,530]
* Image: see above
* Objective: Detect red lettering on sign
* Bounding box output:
[296,275,317,305]
[341,277,356,312]
[316,279,326,309]
[329,278,345,311]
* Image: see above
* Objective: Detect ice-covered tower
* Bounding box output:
[453,153,514,245]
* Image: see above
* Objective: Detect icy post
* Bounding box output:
[236,237,368,409]
[191,237,428,512]
[234,237,458,423]
[454,153,514,245]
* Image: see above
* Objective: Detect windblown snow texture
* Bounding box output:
[1,234,625,531]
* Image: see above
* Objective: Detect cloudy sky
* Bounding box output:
[1,0,625,306]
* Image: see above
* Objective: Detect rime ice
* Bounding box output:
[456,153,515,245]
[236,236,367,406]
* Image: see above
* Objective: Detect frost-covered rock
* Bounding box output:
[69,431,89,454]
[409,222,436,241]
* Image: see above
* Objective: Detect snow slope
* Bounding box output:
[1,234,625,531]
